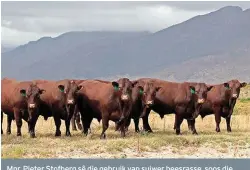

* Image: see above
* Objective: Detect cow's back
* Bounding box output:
[1,80,33,112]
[137,78,190,106]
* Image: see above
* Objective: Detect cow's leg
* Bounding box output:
[214,107,221,132]
[115,123,120,131]
[29,115,39,138]
[6,114,13,135]
[14,109,22,136]
[226,116,232,132]
[190,119,198,135]
[82,116,93,136]
[100,115,109,139]
[142,108,153,133]
[173,114,177,130]
[53,115,61,136]
[120,121,126,138]
[133,118,140,133]
[1,111,3,134]
[71,113,77,131]
[124,117,131,132]
[65,119,71,136]
[175,114,184,135]
[75,112,82,130]
[187,119,192,131]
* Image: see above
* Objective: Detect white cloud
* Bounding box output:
[1,1,250,46]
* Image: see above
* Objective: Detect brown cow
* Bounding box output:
[115,80,161,132]
[187,79,247,133]
[76,78,141,139]
[135,78,213,135]
[173,81,213,134]
[36,79,82,136]
[1,78,45,137]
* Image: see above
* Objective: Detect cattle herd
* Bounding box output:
[1,77,248,139]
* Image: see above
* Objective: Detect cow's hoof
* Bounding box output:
[176,130,182,135]
[17,133,22,136]
[66,132,71,137]
[216,128,220,132]
[145,129,153,133]
[135,129,140,133]
[227,128,232,132]
[192,131,198,135]
[77,125,83,130]
[55,131,61,137]
[100,134,106,139]
[7,131,11,135]
[30,133,36,138]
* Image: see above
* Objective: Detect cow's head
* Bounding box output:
[58,80,83,106]
[112,78,138,102]
[20,84,45,121]
[140,82,161,108]
[190,83,213,118]
[224,80,247,99]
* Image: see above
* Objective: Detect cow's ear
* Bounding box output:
[132,81,139,87]
[58,85,65,92]
[207,86,213,91]
[20,89,26,97]
[224,83,230,89]
[138,86,144,95]
[77,85,83,91]
[156,87,161,92]
[112,81,119,91]
[39,89,45,94]
[240,82,247,88]
[189,86,195,94]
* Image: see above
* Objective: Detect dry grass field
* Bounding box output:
[1,86,250,159]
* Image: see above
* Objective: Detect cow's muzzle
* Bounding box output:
[232,94,238,99]
[121,94,129,101]
[197,98,205,104]
[146,100,154,106]
[29,104,36,109]
[67,99,74,104]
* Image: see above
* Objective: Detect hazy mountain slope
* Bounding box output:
[1,46,15,53]
[1,31,150,80]
[152,48,250,83]
[1,6,250,81]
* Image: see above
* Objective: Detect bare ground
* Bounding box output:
[1,103,250,159]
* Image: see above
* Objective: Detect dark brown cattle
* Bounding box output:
[36,79,82,136]
[115,81,161,132]
[76,78,140,139]
[173,81,213,134]
[187,79,247,133]
[135,78,213,135]
[1,78,45,137]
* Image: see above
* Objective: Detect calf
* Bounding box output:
[1,78,45,137]
[137,78,213,135]
[187,79,247,133]
[76,78,141,139]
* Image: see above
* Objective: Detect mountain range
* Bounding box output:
[2,6,250,83]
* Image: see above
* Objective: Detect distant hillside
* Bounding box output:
[2,6,250,82]
[1,45,15,53]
